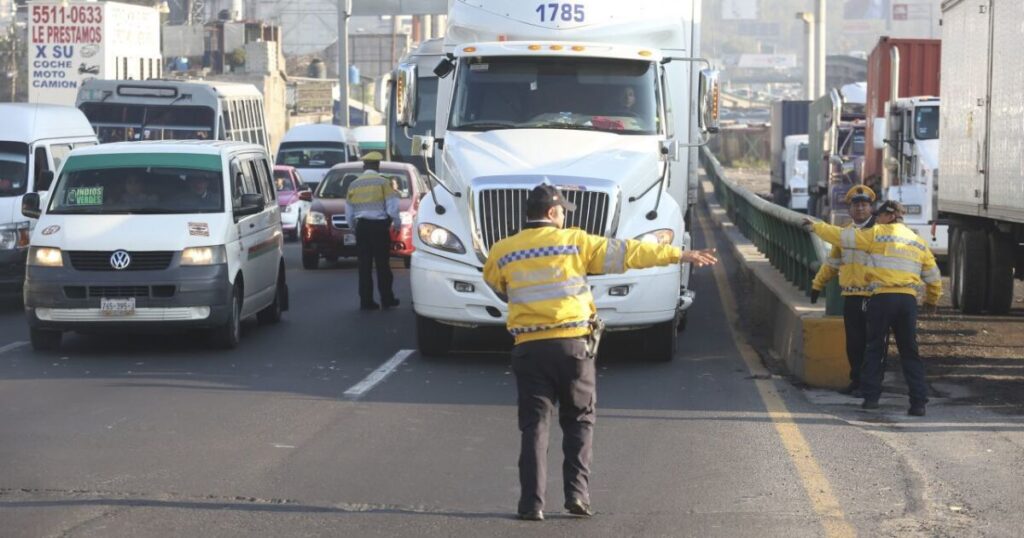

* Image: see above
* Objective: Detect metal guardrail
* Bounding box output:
[699,147,843,315]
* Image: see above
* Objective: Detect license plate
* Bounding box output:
[343,234,356,246]
[101,297,136,316]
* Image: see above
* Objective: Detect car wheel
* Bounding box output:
[258,271,285,324]
[212,284,242,349]
[302,251,319,270]
[30,327,62,352]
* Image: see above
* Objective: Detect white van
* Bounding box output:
[0,104,97,295]
[22,141,288,351]
[275,124,359,187]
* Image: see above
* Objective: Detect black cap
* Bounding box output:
[874,200,905,217]
[526,184,576,215]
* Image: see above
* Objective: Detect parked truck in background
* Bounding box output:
[398,0,719,360]
[782,135,810,211]
[939,0,1024,315]
[807,84,867,224]
[769,100,810,210]
[864,37,945,254]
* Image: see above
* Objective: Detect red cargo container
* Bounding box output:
[863,37,942,187]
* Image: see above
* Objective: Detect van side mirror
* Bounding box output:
[36,170,55,192]
[396,63,419,128]
[22,192,41,219]
[698,69,721,134]
[235,193,265,217]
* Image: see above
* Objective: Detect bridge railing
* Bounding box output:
[700,147,842,315]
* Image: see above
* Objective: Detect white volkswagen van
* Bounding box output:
[0,104,97,296]
[275,124,359,187]
[22,141,288,351]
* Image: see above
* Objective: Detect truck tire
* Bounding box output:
[986,230,1015,315]
[955,229,988,314]
[949,228,961,310]
[301,251,319,270]
[806,193,817,217]
[30,328,62,352]
[646,317,679,362]
[416,314,453,357]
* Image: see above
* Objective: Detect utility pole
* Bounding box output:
[815,0,827,99]
[797,12,815,100]
[337,0,351,127]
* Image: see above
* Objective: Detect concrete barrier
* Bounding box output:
[703,177,850,388]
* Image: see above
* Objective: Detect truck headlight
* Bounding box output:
[418,223,465,254]
[305,211,327,226]
[635,229,674,245]
[0,221,30,250]
[29,246,63,267]
[181,246,227,266]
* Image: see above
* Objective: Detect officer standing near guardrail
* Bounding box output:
[804,200,942,416]
[810,185,877,396]
[348,151,401,310]
[483,184,719,521]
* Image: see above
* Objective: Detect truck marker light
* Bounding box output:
[463,46,477,53]
[528,44,542,51]
[638,50,653,57]
[572,46,586,52]
[550,45,564,51]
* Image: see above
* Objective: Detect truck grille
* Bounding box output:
[476,189,610,251]
[67,251,175,271]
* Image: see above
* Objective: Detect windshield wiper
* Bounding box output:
[451,121,519,132]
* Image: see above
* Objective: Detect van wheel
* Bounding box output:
[987,230,1015,315]
[302,251,319,270]
[956,229,988,314]
[258,272,286,324]
[416,314,453,357]
[646,317,679,362]
[212,285,242,349]
[30,328,62,352]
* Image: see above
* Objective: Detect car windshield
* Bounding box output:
[49,166,224,214]
[316,170,412,199]
[915,105,939,140]
[0,141,29,197]
[273,170,296,192]
[449,56,660,135]
[277,148,348,169]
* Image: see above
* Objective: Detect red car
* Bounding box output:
[273,165,312,239]
[300,161,424,269]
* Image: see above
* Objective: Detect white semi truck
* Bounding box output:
[939,0,1024,315]
[398,0,719,360]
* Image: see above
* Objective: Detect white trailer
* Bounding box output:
[939,0,1024,314]
[398,0,719,360]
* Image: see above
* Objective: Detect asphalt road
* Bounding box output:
[1,216,1022,537]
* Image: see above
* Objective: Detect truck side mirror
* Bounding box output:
[412,135,435,160]
[433,57,455,78]
[35,170,55,192]
[396,64,418,128]
[698,69,721,134]
[22,192,41,219]
[872,118,887,150]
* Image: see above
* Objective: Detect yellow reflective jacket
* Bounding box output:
[811,222,874,297]
[812,221,942,305]
[483,223,682,345]
[347,171,400,225]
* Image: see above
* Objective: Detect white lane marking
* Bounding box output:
[0,341,28,354]
[343,349,415,399]
[272,443,296,449]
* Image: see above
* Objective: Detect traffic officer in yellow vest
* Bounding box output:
[804,200,942,416]
[810,185,877,395]
[347,152,400,310]
[483,184,719,521]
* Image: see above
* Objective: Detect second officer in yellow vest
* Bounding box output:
[347,152,400,310]
[484,184,718,521]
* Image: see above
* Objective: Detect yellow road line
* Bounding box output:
[696,208,856,538]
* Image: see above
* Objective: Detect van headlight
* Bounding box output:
[305,211,327,226]
[29,246,63,267]
[635,229,675,245]
[181,246,227,266]
[0,221,30,250]
[418,223,465,254]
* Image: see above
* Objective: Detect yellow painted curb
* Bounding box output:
[802,317,850,389]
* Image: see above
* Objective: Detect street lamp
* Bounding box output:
[796,12,815,100]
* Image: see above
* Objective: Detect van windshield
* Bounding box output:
[0,142,29,197]
[277,147,348,169]
[49,166,224,214]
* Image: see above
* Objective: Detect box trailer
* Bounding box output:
[769,100,810,209]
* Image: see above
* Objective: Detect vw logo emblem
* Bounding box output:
[109,250,131,270]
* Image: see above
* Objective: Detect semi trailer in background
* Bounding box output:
[769,100,810,210]
[806,84,866,224]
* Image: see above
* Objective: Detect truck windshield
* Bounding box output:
[914,106,939,140]
[449,56,660,135]
[797,144,808,161]
[49,166,224,215]
[0,142,29,197]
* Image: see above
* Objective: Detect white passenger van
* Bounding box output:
[0,104,97,295]
[22,141,288,351]
[275,124,359,187]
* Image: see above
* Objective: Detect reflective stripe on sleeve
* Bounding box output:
[922,267,942,284]
[603,238,627,274]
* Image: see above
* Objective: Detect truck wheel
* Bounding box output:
[30,328,62,352]
[416,314,453,357]
[773,185,786,207]
[302,251,319,270]
[806,193,817,217]
[986,230,1015,315]
[212,285,242,349]
[956,229,988,314]
[257,271,286,324]
[949,229,961,310]
[646,317,679,362]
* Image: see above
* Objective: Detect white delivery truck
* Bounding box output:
[398,0,719,360]
[939,0,1024,315]
[783,134,810,212]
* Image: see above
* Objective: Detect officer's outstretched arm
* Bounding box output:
[582,233,682,275]
[811,222,874,250]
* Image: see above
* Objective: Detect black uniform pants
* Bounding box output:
[861,293,928,405]
[511,338,596,513]
[843,296,868,387]
[355,219,395,305]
